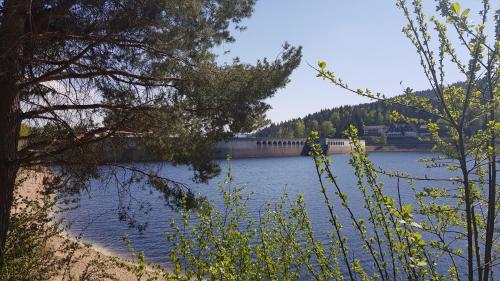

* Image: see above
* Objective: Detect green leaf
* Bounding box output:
[317,61,327,69]
[451,2,461,14]
[461,8,470,18]
[404,204,413,214]
[386,197,394,207]
[340,193,348,201]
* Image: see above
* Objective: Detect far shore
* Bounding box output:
[365,145,434,153]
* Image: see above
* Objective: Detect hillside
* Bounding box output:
[255,88,436,138]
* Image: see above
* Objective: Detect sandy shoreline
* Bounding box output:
[15,168,140,280]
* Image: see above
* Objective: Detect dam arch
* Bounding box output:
[215,137,364,159]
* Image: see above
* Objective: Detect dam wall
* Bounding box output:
[215,137,363,159]
[215,138,308,159]
[32,135,363,162]
[324,138,360,154]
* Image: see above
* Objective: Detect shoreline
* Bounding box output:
[58,228,130,261]
[365,145,434,152]
[15,168,142,280]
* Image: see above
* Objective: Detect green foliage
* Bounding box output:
[124,129,458,280]
[0,193,61,281]
[314,0,499,279]
[308,127,445,280]
[294,119,306,137]
[0,169,149,281]
[450,2,461,14]
[321,121,336,137]
[0,174,115,281]
[124,163,359,280]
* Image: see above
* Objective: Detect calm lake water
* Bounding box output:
[61,152,467,274]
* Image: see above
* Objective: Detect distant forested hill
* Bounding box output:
[255,88,437,138]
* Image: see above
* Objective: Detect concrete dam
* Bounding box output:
[40,135,363,162]
[215,137,364,159]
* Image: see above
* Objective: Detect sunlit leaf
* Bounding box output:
[451,2,461,14]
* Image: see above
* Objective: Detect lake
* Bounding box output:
[60,152,465,275]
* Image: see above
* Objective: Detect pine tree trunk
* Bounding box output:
[0,83,21,267]
[0,0,26,266]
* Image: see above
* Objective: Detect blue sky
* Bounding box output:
[216,0,487,123]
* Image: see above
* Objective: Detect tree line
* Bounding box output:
[256,88,436,138]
